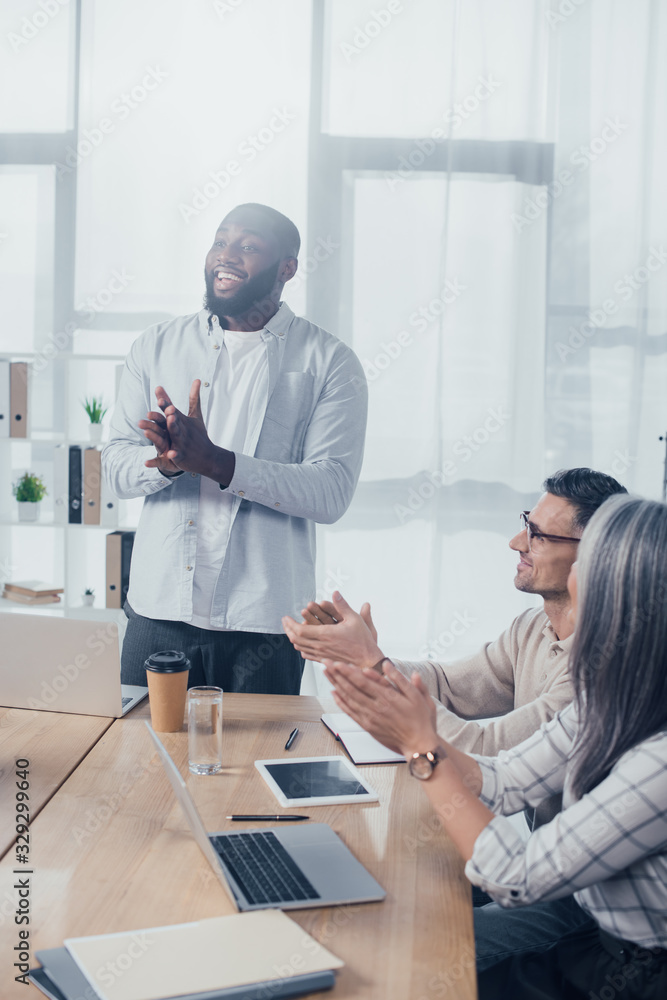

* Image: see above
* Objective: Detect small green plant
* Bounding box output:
[82,396,108,424]
[13,472,47,503]
[84,587,95,596]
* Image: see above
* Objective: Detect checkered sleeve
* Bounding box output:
[465,734,667,908]
[472,702,578,815]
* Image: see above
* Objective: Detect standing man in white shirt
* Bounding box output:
[103,203,367,694]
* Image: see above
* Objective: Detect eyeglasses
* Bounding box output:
[520,511,581,546]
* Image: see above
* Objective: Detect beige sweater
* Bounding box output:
[392,606,574,756]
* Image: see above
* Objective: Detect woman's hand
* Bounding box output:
[323,658,439,757]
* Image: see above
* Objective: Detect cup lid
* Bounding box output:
[144,650,190,673]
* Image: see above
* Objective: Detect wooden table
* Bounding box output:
[0,706,112,857]
[0,695,476,999]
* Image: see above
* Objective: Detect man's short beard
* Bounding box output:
[204,260,280,324]
[514,572,567,603]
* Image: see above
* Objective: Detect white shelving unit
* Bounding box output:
[0,350,142,619]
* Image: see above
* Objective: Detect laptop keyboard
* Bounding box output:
[210,830,320,905]
[121,696,132,708]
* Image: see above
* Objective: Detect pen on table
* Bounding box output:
[284,726,299,750]
[226,815,310,822]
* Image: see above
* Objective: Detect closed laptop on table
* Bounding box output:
[0,614,146,717]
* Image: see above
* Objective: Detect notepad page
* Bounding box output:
[65,910,343,1000]
[338,730,406,764]
[321,712,365,736]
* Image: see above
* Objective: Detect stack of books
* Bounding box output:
[2,580,64,606]
[30,910,342,999]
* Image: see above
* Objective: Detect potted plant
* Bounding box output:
[13,472,48,522]
[82,396,108,443]
[82,587,95,607]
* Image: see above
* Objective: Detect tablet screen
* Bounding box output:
[264,759,369,799]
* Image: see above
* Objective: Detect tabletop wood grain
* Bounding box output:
[0,706,112,857]
[0,695,477,999]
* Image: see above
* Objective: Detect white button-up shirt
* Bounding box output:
[102,302,367,632]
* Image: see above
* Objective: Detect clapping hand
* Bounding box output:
[282,592,383,669]
[139,388,180,475]
[323,659,438,758]
[140,381,219,478]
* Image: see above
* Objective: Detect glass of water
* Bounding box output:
[188,686,223,775]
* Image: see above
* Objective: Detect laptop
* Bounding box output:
[0,613,147,717]
[146,723,386,911]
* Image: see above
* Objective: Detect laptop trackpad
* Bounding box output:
[291,841,383,899]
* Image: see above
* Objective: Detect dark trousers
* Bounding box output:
[478,918,667,1000]
[121,602,304,694]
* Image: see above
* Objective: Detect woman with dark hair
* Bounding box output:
[324,495,667,998]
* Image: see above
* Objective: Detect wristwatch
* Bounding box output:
[408,744,447,780]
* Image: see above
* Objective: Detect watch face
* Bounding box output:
[409,753,434,780]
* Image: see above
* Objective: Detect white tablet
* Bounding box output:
[255,755,380,807]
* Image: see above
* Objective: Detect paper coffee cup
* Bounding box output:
[145,650,190,732]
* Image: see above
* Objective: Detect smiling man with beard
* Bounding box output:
[104,203,367,694]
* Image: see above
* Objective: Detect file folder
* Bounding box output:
[68,445,82,524]
[106,530,134,608]
[10,361,28,437]
[83,448,102,525]
[0,359,9,438]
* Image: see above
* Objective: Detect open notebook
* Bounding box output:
[321,713,406,765]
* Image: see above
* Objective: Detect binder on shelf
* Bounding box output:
[99,456,118,528]
[83,448,101,525]
[68,446,82,524]
[9,361,28,438]
[106,530,134,608]
[0,359,9,438]
[53,445,69,524]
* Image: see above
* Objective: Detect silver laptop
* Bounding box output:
[146,723,386,911]
[0,613,147,717]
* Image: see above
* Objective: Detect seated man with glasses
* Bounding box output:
[283,467,627,770]
[284,467,627,957]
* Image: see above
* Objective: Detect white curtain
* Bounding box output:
[2,0,665,687]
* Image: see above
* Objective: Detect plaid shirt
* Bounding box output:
[466,702,667,947]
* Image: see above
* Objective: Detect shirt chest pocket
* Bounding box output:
[258,371,315,463]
